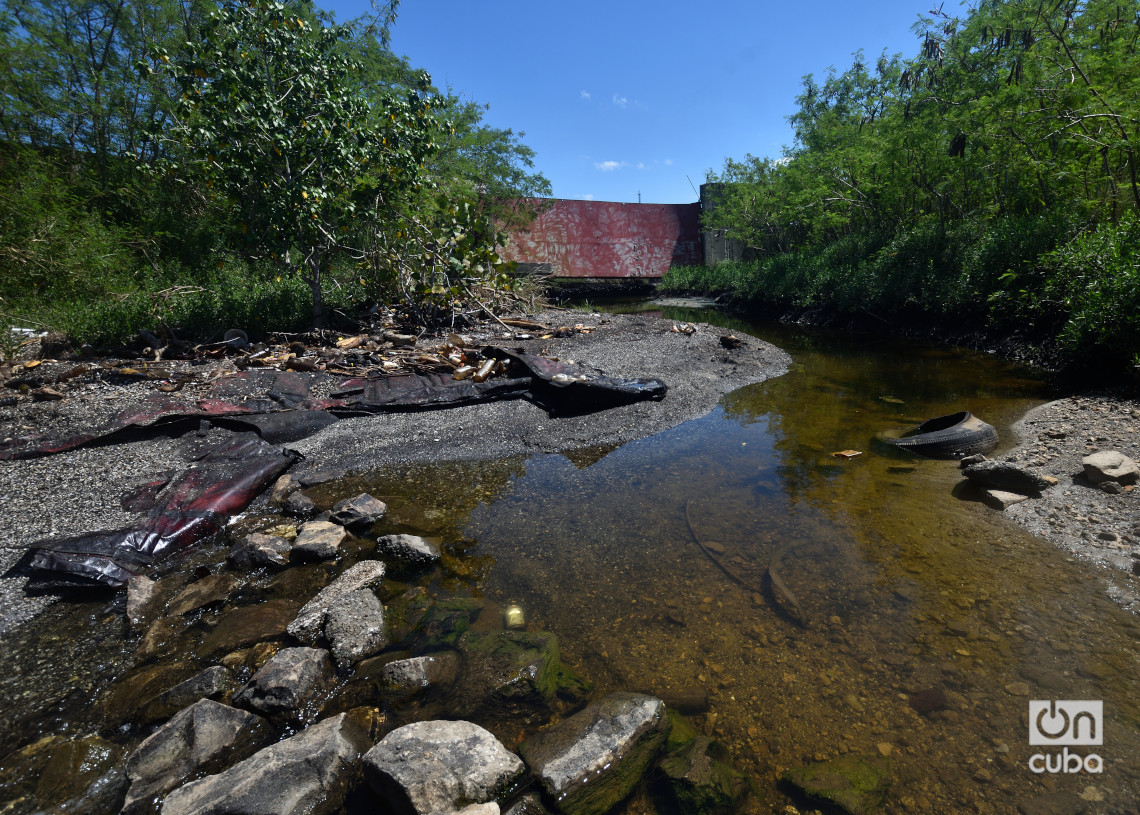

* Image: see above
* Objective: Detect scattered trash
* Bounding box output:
[879,396,905,405]
[832,450,863,459]
[671,323,696,335]
[504,604,526,630]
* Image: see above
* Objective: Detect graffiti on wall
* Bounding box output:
[497,199,702,278]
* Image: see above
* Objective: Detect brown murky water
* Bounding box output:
[2,304,1139,814]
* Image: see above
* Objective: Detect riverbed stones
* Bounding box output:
[376,533,441,569]
[329,493,387,529]
[137,665,235,724]
[159,712,368,815]
[963,460,1052,494]
[781,753,891,815]
[287,559,386,644]
[1082,450,1139,485]
[380,652,461,697]
[452,631,565,722]
[202,598,301,656]
[232,646,333,715]
[292,520,347,560]
[32,735,128,815]
[324,588,388,669]
[167,574,239,616]
[228,532,291,568]
[1016,790,1089,815]
[659,735,749,815]
[363,720,525,815]
[519,692,670,815]
[123,699,268,815]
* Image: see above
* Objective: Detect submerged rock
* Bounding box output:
[167,574,240,616]
[288,560,386,644]
[781,753,890,815]
[380,652,461,699]
[962,461,1052,494]
[137,665,235,724]
[329,493,388,530]
[202,598,301,656]
[376,533,441,570]
[658,736,749,815]
[324,588,388,669]
[232,646,333,715]
[123,700,268,815]
[519,692,670,815]
[363,720,525,815]
[228,532,291,568]
[31,736,127,815]
[159,713,368,815]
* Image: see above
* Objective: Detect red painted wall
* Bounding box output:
[497,199,702,278]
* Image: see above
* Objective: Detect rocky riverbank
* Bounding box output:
[984,390,1140,611]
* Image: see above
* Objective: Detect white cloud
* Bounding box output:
[580,90,591,101]
[664,158,673,166]
[594,160,627,172]
[636,162,646,170]
[581,193,595,201]
[612,93,628,108]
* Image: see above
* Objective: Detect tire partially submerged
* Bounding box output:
[883,411,998,459]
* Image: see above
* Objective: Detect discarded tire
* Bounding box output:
[882,411,998,459]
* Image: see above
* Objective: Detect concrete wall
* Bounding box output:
[498,199,702,279]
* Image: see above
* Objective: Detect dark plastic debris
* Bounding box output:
[18,434,299,588]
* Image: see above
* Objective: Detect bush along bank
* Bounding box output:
[661,213,1140,384]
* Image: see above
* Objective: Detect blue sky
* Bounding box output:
[325,0,940,204]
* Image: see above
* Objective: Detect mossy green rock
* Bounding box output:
[413,597,484,649]
[659,736,748,815]
[520,692,670,815]
[782,754,890,815]
[452,630,560,722]
[664,709,699,753]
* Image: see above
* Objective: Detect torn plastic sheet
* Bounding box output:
[17,434,300,588]
[0,348,666,461]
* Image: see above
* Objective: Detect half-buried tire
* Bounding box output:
[882,411,998,459]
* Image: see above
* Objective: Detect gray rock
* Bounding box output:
[380,652,460,697]
[284,490,317,517]
[138,666,235,724]
[959,454,988,468]
[503,793,551,815]
[963,461,1051,494]
[270,474,296,504]
[363,720,525,815]
[982,489,1031,510]
[228,532,291,568]
[123,700,268,815]
[288,560,386,644]
[292,520,347,561]
[519,693,671,815]
[1083,450,1139,485]
[329,493,388,529]
[376,533,441,568]
[159,713,368,815]
[232,647,333,715]
[325,589,388,669]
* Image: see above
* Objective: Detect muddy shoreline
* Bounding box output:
[0,312,790,632]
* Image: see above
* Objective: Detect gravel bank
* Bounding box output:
[0,312,790,632]
[997,390,1140,610]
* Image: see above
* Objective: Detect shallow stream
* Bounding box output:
[2,302,1139,814]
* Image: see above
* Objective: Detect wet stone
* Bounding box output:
[127,575,160,629]
[32,735,127,815]
[325,588,388,670]
[1017,791,1089,815]
[167,574,239,616]
[202,598,301,656]
[519,692,670,815]
[963,461,1052,494]
[379,652,461,698]
[228,532,291,568]
[159,713,368,815]
[375,533,441,570]
[908,688,948,716]
[232,646,333,716]
[452,631,565,723]
[503,793,552,815]
[283,490,317,517]
[329,493,387,530]
[102,663,197,726]
[288,559,386,644]
[137,665,235,725]
[659,735,749,815]
[781,754,890,815]
[363,720,525,815]
[292,520,347,561]
[123,699,269,815]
